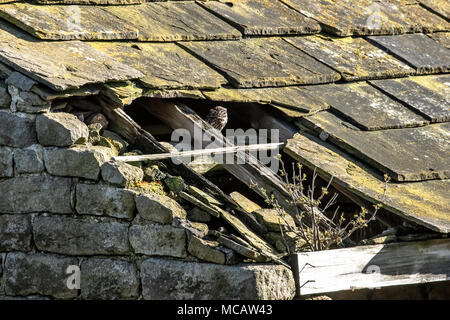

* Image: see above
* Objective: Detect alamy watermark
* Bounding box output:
[170,126,281,174]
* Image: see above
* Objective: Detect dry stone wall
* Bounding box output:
[0,72,295,300]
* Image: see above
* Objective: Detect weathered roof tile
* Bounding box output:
[103,2,242,42]
[0,3,139,40]
[202,85,329,114]
[33,0,146,4]
[199,0,320,36]
[180,38,341,88]
[418,0,449,20]
[285,132,450,233]
[301,111,450,182]
[305,82,429,130]
[369,75,450,123]
[427,32,450,49]
[367,33,450,74]
[285,35,415,81]
[89,42,227,90]
[0,20,143,91]
[281,0,449,36]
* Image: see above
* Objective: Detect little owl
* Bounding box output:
[205,106,228,131]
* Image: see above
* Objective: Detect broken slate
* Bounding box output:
[301,111,450,182]
[0,20,143,91]
[89,42,226,90]
[305,82,429,130]
[200,0,320,35]
[103,2,241,42]
[286,36,415,81]
[0,3,139,40]
[367,33,450,74]
[369,76,450,123]
[180,38,340,88]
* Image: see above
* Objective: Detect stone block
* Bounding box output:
[0,214,32,251]
[44,146,114,180]
[129,223,187,258]
[101,161,143,187]
[36,112,89,147]
[80,258,139,300]
[0,175,72,214]
[33,215,131,256]
[0,110,36,147]
[140,258,296,300]
[4,252,78,299]
[14,144,44,174]
[135,193,186,224]
[75,183,136,220]
[0,146,13,177]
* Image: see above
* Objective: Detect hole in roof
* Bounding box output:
[225,2,234,7]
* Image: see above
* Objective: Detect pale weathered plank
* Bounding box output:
[289,238,450,296]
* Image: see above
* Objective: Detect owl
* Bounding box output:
[204,106,228,131]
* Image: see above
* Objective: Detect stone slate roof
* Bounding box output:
[0,0,449,232]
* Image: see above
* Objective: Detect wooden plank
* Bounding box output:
[301,111,450,182]
[284,132,450,232]
[104,2,241,42]
[369,76,450,123]
[0,21,143,91]
[304,82,429,130]
[180,38,341,88]
[199,0,320,35]
[90,42,227,90]
[286,36,414,81]
[112,143,283,162]
[0,3,139,40]
[367,33,450,74]
[289,239,450,296]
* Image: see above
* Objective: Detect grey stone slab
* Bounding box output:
[428,32,450,49]
[181,38,340,88]
[369,75,450,123]
[286,36,415,81]
[305,82,429,130]
[0,175,72,214]
[89,42,226,90]
[418,0,449,20]
[282,0,449,36]
[200,0,320,35]
[104,2,241,42]
[367,33,450,74]
[140,258,295,300]
[33,215,131,256]
[0,20,143,91]
[4,252,78,299]
[0,3,139,40]
[301,111,450,182]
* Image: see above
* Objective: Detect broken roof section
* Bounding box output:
[0,0,449,233]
